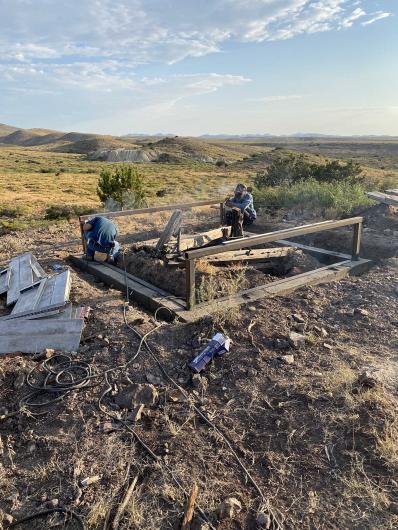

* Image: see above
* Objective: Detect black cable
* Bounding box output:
[9,507,85,529]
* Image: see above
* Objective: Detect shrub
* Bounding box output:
[45,204,96,220]
[39,168,53,173]
[254,179,372,216]
[0,205,27,218]
[215,159,227,167]
[255,153,363,188]
[97,165,148,210]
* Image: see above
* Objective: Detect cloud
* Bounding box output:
[361,12,391,26]
[248,95,305,103]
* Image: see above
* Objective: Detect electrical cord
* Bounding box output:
[8,507,85,529]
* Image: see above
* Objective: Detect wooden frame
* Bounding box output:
[184,217,363,309]
[78,199,224,253]
[71,215,369,322]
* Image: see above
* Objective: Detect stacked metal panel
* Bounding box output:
[0,253,85,354]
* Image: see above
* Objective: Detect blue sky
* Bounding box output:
[0,0,396,135]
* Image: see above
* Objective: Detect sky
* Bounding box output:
[0,0,397,136]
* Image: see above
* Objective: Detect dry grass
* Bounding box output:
[376,419,398,469]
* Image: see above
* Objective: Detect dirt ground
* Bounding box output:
[1,209,398,530]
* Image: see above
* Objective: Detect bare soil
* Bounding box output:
[1,212,398,529]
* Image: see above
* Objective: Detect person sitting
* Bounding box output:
[82,216,120,264]
[225,184,256,226]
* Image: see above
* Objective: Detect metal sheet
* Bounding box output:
[0,318,84,354]
[0,269,9,295]
[6,253,46,306]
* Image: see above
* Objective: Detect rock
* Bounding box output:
[294,322,306,332]
[46,498,59,508]
[27,442,36,453]
[80,475,101,488]
[257,511,271,529]
[248,305,257,312]
[192,374,208,393]
[389,502,398,515]
[13,373,25,390]
[2,513,14,526]
[323,343,333,350]
[288,332,305,349]
[167,389,185,403]
[0,407,9,418]
[114,384,158,409]
[217,497,242,519]
[274,338,289,350]
[145,372,163,386]
[292,313,305,323]
[280,354,295,365]
[191,518,210,530]
[127,404,145,423]
[354,308,369,317]
[357,370,379,389]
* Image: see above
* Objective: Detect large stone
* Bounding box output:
[280,354,295,365]
[217,497,242,519]
[288,332,305,349]
[115,384,158,409]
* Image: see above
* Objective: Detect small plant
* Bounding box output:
[0,205,26,218]
[97,165,148,210]
[45,204,96,220]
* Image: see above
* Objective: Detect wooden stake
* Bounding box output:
[155,210,183,256]
[111,474,139,529]
[181,483,199,530]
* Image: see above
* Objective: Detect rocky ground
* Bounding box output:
[0,210,398,529]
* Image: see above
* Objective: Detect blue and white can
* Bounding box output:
[188,333,231,373]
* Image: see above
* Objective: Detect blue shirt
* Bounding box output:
[228,192,256,218]
[86,216,118,248]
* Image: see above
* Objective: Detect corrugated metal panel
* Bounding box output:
[0,269,9,295]
[6,253,46,306]
[0,318,84,354]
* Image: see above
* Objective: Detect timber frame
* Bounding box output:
[72,203,371,322]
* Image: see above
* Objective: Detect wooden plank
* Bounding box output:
[0,318,84,354]
[178,228,225,252]
[352,222,362,260]
[276,240,351,262]
[185,259,196,309]
[205,247,295,263]
[69,255,186,320]
[386,189,398,197]
[367,191,398,207]
[186,258,372,320]
[78,198,221,221]
[0,269,9,295]
[185,217,363,260]
[155,210,182,256]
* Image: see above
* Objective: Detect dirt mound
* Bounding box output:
[90,148,158,162]
[52,136,136,154]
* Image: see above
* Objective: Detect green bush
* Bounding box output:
[0,205,27,218]
[254,179,372,216]
[97,165,147,210]
[45,204,96,220]
[255,153,363,188]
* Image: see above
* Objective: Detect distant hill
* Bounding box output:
[0,123,20,138]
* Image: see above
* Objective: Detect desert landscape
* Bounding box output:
[1,120,398,530]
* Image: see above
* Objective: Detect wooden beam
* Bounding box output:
[181,483,199,530]
[185,259,196,309]
[352,222,362,261]
[178,228,225,252]
[367,191,398,207]
[78,198,221,222]
[154,210,182,256]
[185,217,363,260]
[205,247,295,263]
[386,189,398,197]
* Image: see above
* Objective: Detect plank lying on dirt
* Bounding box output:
[0,269,9,295]
[186,258,373,321]
[367,191,398,207]
[386,189,398,197]
[6,252,47,306]
[177,228,225,252]
[6,270,72,319]
[0,318,84,354]
[70,254,371,323]
[69,255,186,321]
[205,247,295,263]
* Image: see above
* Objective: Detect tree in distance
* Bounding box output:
[97,165,148,210]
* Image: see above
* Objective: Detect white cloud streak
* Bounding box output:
[361,12,391,26]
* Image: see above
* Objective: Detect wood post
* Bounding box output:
[79,217,87,254]
[181,483,199,530]
[230,207,243,238]
[352,221,362,261]
[155,210,182,256]
[219,202,225,225]
[185,258,196,309]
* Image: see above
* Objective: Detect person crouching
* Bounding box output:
[225,184,257,226]
[82,216,120,264]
